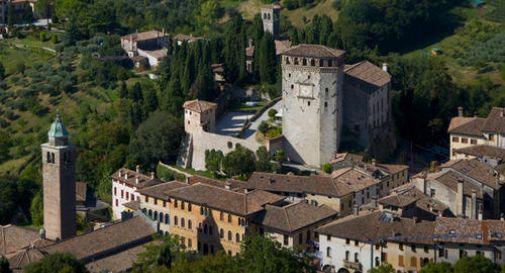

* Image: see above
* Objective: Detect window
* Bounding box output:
[165,214,170,224]
[345,238,350,244]
[410,257,417,267]
[302,58,307,65]
[411,245,417,252]
[220,212,224,221]
[126,192,129,199]
[188,220,192,230]
[424,246,429,253]
[308,101,310,106]
[227,142,232,148]
[471,139,477,144]
[354,253,359,262]
[299,233,303,245]
[294,58,299,65]
[115,199,118,206]
[181,218,185,228]
[311,59,316,66]
[121,190,124,199]
[307,230,310,241]
[228,214,232,223]
[325,88,329,95]
[285,57,290,64]
[174,200,178,208]
[188,203,192,211]
[220,229,224,238]
[355,240,359,246]
[430,188,436,197]
[188,239,192,249]
[200,207,204,215]
[113,187,116,196]
[461,138,468,144]
[174,216,178,225]
[283,234,289,246]
[326,247,331,257]
[399,243,404,250]
[345,251,349,260]
[236,233,240,243]
[452,136,459,142]
[181,201,185,210]
[324,102,328,108]
[159,213,164,223]
[490,134,496,141]
[291,84,294,89]
[228,231,232,241]
[399,255,404,267]
[328,60,333,67]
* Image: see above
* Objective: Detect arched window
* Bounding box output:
[375,257,380,267]
[285,57,290,64]
[228,214,232,223]
[228,231,232,241]
[181,201,185,210]
[345,251,350,260]
[354,253,359,262]
[188,220,192,230]
[174,216,178,226]
[236,233,240,243]
[46,152,51,163]
[165,214,170,224]
[148,209,152,218]
[188,203,192,212]
[326,247,331,257]
[181,217,185,228]
[154,211,158,221]
[159,212,164,222]
[142,208,147,214]
[220,229,224,238]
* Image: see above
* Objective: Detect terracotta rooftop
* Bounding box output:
[275,40,292,55]
[163,183,285,216]
[434,217,505,245]
[454,145,505,159]
[331,168,380,193]
[482,107,505,133]
[344,61,391,87]
[282,44,345,59]
[331,152,363,164]
[121,30,166,42]
[428,170,483,198]
[0,225,47,257]
[136,181,190,201]
[447,117,485,137]
[378,194,418,208]
[122,200,141,211]
[253,202,337,233]
[183,99,217,113]
[246,172,354,198]
[7,248,45,272]
[85,242,153,273]
[112,168,162,189]
[317,211,435,245]
[388,183,449,215]
[442,159,502,190]
[187,175,246,191]
[42,216,156,262]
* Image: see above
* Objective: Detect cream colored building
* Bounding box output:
[449,107,505,161]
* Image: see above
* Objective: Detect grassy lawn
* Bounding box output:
[161,164,227,181]
[237,0,338,27]
[229,99,268,112]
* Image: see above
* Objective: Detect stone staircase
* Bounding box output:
[176,133,193,169]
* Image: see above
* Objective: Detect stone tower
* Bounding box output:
[41,113,76,241]
[261,4,281,39]
[281,44,345,167]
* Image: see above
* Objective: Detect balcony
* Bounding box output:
[343,260,362,271]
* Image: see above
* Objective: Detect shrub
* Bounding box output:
[321,163,333,174]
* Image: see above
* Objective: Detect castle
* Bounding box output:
[179,43,393,170]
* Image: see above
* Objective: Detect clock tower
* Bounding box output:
[41,113,76,241]
[281,44,345,167]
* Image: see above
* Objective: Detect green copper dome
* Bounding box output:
[48,113,69,139]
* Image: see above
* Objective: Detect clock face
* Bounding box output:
[298,84,313,98]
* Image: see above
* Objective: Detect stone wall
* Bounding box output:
[190,129,263,170]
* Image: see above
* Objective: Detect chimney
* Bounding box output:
[421,177,428,195]
[471,190,477,219]
[372,158,376,166]
[353,204,359,216]
[456,178,464,217]
[150,172,155,179]
[458,106,464,117]
[135,175,139,184]
[382,63,388,72]
[136,165,140,173]
[225,181,231,190]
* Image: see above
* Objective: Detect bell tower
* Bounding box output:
[41,113,76,241]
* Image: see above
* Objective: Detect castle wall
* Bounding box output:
[190,129,262,170]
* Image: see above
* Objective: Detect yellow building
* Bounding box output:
[137,182,285,255]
